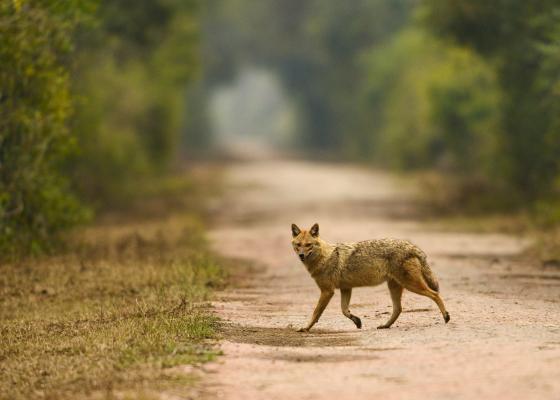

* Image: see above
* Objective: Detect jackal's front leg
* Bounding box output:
[297,289,334,332]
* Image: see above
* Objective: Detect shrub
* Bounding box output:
[0,1,90,257]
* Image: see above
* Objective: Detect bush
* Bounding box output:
[363,27,500,177]
[68,0,199,208]
[0,0,200,257]
[0,2,90,257]
[424,0,560,205]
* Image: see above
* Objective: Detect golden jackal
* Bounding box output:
[291,223,450,332]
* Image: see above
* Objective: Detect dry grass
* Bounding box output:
[527,228,560,268]
[0,171,225,399]
[399,170,560,267]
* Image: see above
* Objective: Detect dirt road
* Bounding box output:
[205,159,560,400]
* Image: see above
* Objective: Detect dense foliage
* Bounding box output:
[0,0,199,257]
[424,0,560,210]
[0,1,89,255]
[69,0,199,206]
[362,28,499,170]
[196,0,560,215]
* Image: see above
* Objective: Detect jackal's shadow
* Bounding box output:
[220,323,359,347]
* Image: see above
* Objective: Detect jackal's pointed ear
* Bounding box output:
[291,223,301,237]
[310,223,319,237]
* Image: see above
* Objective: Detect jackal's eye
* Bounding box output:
[305,243,313,248]
[295,242,301,247]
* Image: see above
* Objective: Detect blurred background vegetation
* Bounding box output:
[189,0,560,224]
[2,0,560,257]
[1,0,199,256]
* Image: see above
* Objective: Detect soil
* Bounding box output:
[203,159,560,400]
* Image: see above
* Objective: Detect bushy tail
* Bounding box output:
[405,246,439,292]
[420,260,439,292]
[412,250,439,292]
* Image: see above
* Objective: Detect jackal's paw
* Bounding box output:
[296,327,310,333]
[377,324,390,329]
[350,315,362,329]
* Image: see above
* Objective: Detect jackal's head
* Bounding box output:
[291,223,320,263]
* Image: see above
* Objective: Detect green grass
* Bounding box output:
[0,174,225,399]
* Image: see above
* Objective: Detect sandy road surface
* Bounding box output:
[204,159,560,400]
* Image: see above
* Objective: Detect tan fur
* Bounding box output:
[291,223,450,332]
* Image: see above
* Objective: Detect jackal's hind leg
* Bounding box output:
[340,288,361,329]
[377,279,403,329]
[398,258,450,324]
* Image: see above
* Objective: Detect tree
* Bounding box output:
[425,0,560,204]
[0,1,91,256]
